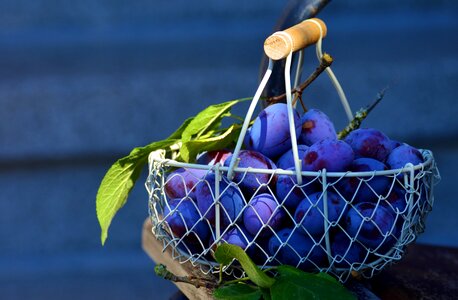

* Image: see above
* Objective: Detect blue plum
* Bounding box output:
[196,149,232,165]
[390,140,402,149]
[276,168,318,210]
[195,173,245,228]
[244,103,302,159]
[268,228,325,269]
[210,226,254,256]
[386,144,424,170]
[243,193,285,237]
[344,202,397,250]
[344,128,393,162]
[331,231,366,268]
[303,139,354,172]
[276,144,309,170]
[337,158,391,203]
[382,187,407,215]
[294,192,346,236]
[164,199,210,253]
[164,167,207,200]
[298,109,337,146]
[224,150,277,195]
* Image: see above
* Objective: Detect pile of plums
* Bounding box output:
[161,103,427,269]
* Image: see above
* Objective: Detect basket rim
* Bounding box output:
[148,149,434,178]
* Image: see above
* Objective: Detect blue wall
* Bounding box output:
[1,1,457,299]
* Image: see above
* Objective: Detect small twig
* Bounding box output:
[266,53,333,106]
[337,87,388,140]
[154,264,218,289]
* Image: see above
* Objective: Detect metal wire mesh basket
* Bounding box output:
[145,18,440,283]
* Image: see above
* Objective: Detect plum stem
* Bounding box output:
[337,87,388,140]
[265,53,333,106]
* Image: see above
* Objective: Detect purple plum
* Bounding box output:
[294,192,346,236]
[195,173,245,228]
[276,168,318,210]
[386,144,424,170]
[164,199,210,253]
[276,144,309,170]
[331,231,366,268]
[337,158,391,203]
[298,109,337,146]
[224,150,277,196]
[303,139,354,172]
[196,149,232,165]
[344,128,393,162]
[243,193,285,237]
[210,226,254,255]
[164,168,207,200]
[268,228,325,269]
[382,187,407,215]
[344,202,397,250]
[244,103,302,159]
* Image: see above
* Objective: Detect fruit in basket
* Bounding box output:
[276,144,309,170]
[344,202,397,250]
[344,128,393,162]
[268,228,325,269]
[337,158,391,203]
[303,139,354,172]
[298,109,337,146]
[196,150,232,165]
[224,150,277,195]
[243,193,285,237]
[386,144,424,169]
[244,103,301,159]
[382,187,407,214]
[214,227,254,254]
[276,168,318,210]
[195,173,245,227]
[331,231,365,268]
[294,192,346,236]
[164,199,210,252]
[164,168,207,200]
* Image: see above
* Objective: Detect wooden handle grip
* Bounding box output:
[264,18,327,60]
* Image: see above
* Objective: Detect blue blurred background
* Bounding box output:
[0,1,457,299]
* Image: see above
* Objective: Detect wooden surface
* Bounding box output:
[142,219,217,300]
[142,218,458,300]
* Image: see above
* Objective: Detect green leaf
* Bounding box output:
[270,278,315,300]
[180,124,241,162]
[214,244,275,289]
[181,98,249,142]
[315,272,339,284]
[96,138,177,245]
[167,116,195,140]
[270,266,356,300]
[214,283,262,300]
[260,288,272,300]
[126,139,180,162]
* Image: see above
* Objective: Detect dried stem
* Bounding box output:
[154,264,218,289]
[337,87,388,140]
[265,53,333,106]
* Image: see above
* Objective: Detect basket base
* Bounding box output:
[142,218,458,300]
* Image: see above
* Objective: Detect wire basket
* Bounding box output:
[145,19,440,283]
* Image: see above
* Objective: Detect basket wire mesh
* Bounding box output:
[145,20,440,283]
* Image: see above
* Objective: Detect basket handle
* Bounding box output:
[264,18,327,60]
